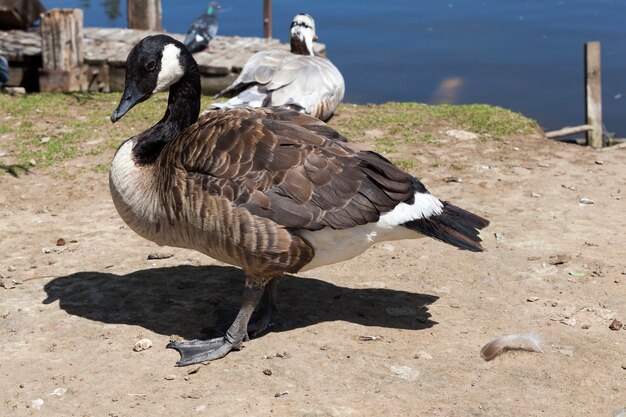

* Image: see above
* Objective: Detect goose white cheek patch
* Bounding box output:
[154,44,184,93]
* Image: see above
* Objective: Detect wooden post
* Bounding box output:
[127,0,162,31]
[39,8,88,92]
[263,0,272,39]
[585,41,603,148]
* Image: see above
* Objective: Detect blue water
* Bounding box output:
[42,0,626,136]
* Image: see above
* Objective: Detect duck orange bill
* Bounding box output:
[111,82,147,123]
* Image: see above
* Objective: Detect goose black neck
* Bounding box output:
[290,37,313,56]
[134,64,201,165]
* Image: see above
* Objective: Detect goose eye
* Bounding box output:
[145,60,157,71]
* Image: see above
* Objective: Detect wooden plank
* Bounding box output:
[39,8,87,91]
[263,0,272,39]
[585,41,603,148]
[127,0,162,31]
[40,9,84,70]
[545,124,593,139]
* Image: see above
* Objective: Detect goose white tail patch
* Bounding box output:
[154,44,183,93]
[377,192,443,228]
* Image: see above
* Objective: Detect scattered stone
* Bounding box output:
[538,162,550,168]
[262,369,273,376]
[274,391,288,398]
[358,335,383,341]
[568,271,585,277]
[609,319,623,331]
[594,160,604,165]
[164,374,176,380]
[133,338,153,352]
[0,278,17,289]
[414,351,433,360]
[561,184,576,191]
[494,232,505,243]
[31,399,44,410]
[390,365,420,382]
[42,247,51,254]
[187,366,201,375]
[584,241,599,247]
[29,159,37,167]
[147,252,174,260]
[446,129,478,140]
[49,388,67,396]
[581,324,590,330]
[579,197,594,205]
[551,302,559,307]
[56,238,66,246]
[7,266,16,272]
[527,296,540,302]
[615,408,626,417]
[443,176,462,183]
[548,254,571,265]
[560,317,576,327]
[530,192,541,198]
[40,136,50,144]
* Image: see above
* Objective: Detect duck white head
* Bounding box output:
[290,13,317,56]
[111,35,198,123]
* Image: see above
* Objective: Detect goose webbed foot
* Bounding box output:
[166,335,236,365]
[167,278,267,366]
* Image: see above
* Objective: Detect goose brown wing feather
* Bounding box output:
[169,108,415,231]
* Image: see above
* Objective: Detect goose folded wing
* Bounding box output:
[177,108,415,231]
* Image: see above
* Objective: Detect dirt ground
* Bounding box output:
[1,105,625,417]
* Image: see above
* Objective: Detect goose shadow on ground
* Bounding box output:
[43,265,438,340]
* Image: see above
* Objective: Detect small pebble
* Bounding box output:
[358,335,382,341]
[187,366,201,375]
[581,324,590,330]
[579,197,594,205]
[527,296,540,302]
[561,317,576,327]
[609,319,623,331]
[56,238,66,246]
[594,160,604,165]
[133,338,153,352]
[530,192,541,198]
[164,374,176,380]
[31,399,44,410]
[262,369,273,376]
[414,351,433,360]
[274,391,288,398]
[147,252,174,260]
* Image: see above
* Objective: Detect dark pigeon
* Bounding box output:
[184,2,220,54]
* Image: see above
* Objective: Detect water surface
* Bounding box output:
[42,0,626,135]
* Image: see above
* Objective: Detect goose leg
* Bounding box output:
[248,276,280,337]
[167,279,265,366]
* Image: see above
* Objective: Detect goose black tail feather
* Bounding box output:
[403,201,490,252]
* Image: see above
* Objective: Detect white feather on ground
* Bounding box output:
[480,333,543,361]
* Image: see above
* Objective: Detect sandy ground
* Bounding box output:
[1,108,625,417]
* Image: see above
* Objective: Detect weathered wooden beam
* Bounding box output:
[39,8,88,92]
[263,0,272,38]
[585,41,603,148]
[545,124,593,139]
[127,0,162,31]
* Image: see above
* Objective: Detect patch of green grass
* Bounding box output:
[333,102,536,142]
[429,104,535,138]
[391,159,415,171]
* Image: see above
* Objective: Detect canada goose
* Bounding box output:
[110,34,489,366]
[184,2,220,53]
[213,13,345,122]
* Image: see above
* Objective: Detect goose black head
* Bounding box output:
[290,13,317,55]
[111,35,192,123]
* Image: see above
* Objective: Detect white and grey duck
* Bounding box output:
[213,13,345,122]
[109,34,489,366]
